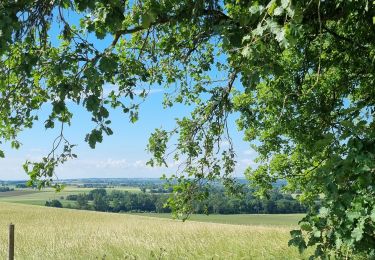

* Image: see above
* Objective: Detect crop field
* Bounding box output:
[135,213,305,227]
[0,190,36,198]
[0,186,140,206]
[0,202,311,259]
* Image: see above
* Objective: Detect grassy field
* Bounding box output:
[135,213,304,227]
[0,202,311,259]
[0,186,140,206]
[0,187,305,227]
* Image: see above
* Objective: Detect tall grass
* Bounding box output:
[135,213,305,227]
[0,202,310,259]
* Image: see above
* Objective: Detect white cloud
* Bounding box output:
[240,158,257,167]
[0,156,173,180]
[243,149,257,156]
[63,158,156,170]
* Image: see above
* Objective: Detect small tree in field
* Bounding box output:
[45,200,63,208]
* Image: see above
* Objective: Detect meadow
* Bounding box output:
[0,186,140,206]
[135,213,304,226]
[0,202,311,259]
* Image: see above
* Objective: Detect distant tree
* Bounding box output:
[0,187,13,192]
[45,200,63,208]
[66,194,78,201]
[93,194,109,212]
[155,195,171,213]
[15,184,28,189]
[89,189,107,199]
[76,194,89,210]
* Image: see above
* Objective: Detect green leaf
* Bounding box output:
[252,24,265,36]
[45,119,55,129]
[288,230,307,253]
[241,45,251,58]
[351,220,364,241]
[300,222,313,231]
[86,129,103,149]
[281,0,290,8]
[273,7,284,16]
[85,95,100,112]
[313,229,321,238]
[98,55,118,74]
[141,12,156,28]
[52,101,66,114]
[370,209,375,222]
[11,141,20,149]
[275,28,285,43]
[347,208,361,220]
[267,1,277,16]
[319,207,329,218]
[249,4,263,15]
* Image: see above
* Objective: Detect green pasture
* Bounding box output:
[133,213,304,227]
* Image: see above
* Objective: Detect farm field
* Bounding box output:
[0,186,140,206]
[0,202,311,259]
[134,213,305,227]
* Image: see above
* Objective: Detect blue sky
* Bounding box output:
[0,89,257,180]
[0,10,258,180]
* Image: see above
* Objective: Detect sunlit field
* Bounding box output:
[0,202,311,259]
[0,186,140,206]
[134,213,305,226]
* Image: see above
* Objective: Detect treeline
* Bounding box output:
[0,187,14,192]
[140,186,173,193]
[77,184,113,189]
[46,188,306,214]
[76,183,172,193]
[49,189,170,213]
[196,188,306,214]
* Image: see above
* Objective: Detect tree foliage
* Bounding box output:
[0,0,374,257]
[63,187,306,214]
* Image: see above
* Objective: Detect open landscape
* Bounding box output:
[0,182,310,259]
[0,1,373,258]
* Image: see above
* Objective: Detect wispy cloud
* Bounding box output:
[65,158,150,170]
[240,158,257,167]
[243,149,257,156]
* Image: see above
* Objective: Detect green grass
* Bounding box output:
[0,202,311,259]
[134,213,305,227]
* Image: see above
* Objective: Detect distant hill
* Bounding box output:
[1,177,288,188]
